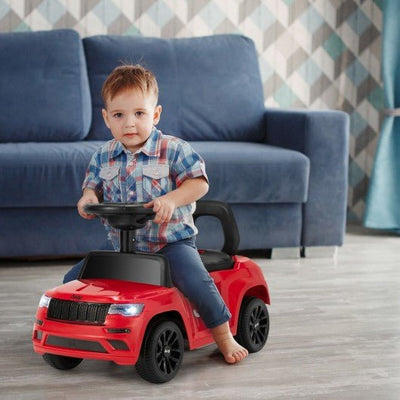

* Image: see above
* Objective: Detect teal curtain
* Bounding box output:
[364,0,400,230]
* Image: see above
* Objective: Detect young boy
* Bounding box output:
[64,65,248,364]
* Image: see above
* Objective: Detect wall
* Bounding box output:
[0,0,383,222]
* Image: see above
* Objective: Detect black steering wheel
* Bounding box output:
[84,203,155,231]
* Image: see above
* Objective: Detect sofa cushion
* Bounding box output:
[196,203,303,250]
[0,142,104,208]
[0,29,91,142]
[83,34,265,142]
[192,142,310,204]
[0,141,308,209]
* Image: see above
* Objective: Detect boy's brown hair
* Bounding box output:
[101,64,159,107]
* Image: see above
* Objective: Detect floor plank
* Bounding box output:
[0,226,399,399]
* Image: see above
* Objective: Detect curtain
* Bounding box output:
[364,0,400,230]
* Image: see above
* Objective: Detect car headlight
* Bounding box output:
[108,303,144,317]
[39,294,51,308]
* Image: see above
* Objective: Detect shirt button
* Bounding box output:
[128,191,135,197]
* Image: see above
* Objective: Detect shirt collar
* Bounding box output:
[110,127,162,159]
[141,127,162,157]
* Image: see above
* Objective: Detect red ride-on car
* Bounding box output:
[32,201,270,383]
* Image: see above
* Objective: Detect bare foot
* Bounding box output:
[211,322,248,364]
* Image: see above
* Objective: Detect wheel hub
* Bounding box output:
[163,345,171,358]
[250,305,268,345]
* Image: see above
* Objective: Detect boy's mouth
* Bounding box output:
[124,133,137,138]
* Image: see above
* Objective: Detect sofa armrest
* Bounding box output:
[264,108,349,247]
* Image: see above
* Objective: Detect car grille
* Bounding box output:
[47,298,110,324]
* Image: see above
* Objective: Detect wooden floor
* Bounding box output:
[1,225,399,399]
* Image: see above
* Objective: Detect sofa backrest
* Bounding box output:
[0,29,91,142]
[83,34,265,142]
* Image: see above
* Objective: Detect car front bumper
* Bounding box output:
[32,308,146,365]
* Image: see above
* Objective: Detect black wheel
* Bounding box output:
[136,320,184,383]
[235,297,269,353]
[42,353,83,370]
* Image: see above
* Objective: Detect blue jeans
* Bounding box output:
[63,238,231,329]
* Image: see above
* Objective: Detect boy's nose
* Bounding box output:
[126,117,136,128]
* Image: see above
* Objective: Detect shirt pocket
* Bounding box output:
[99,166,120,202]
[142,163,170,200]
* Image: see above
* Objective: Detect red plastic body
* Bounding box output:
[32,255,270,366]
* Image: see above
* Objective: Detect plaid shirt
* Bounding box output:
[82,128,208,252]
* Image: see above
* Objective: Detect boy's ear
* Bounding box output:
[102,108,110,129]
[153,105,162,125]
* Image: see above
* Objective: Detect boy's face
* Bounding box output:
[102,88,162,153]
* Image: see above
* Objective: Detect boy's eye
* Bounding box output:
[113,113,123,119]
[135,111,144,117]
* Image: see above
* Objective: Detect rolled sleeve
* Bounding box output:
[82,150,102,192]
[173,141,208,186]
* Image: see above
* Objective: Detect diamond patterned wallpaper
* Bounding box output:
[0,0,384,222]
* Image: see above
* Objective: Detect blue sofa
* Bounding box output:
[0,29,349,258]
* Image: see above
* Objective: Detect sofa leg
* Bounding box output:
[271,248,301,259]
[301,246,338,259]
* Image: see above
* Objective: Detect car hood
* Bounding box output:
[46,279,173,303]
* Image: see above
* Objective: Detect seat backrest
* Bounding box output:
[194,200,240,255]
[83,34,265,142]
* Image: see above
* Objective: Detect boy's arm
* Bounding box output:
[145,177,209,224]
[77,188,100,220]
[78,147,104,220]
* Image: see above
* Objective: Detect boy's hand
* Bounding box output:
[77,190,99,220]
[144,196,176,224]
[144,177,209,224]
